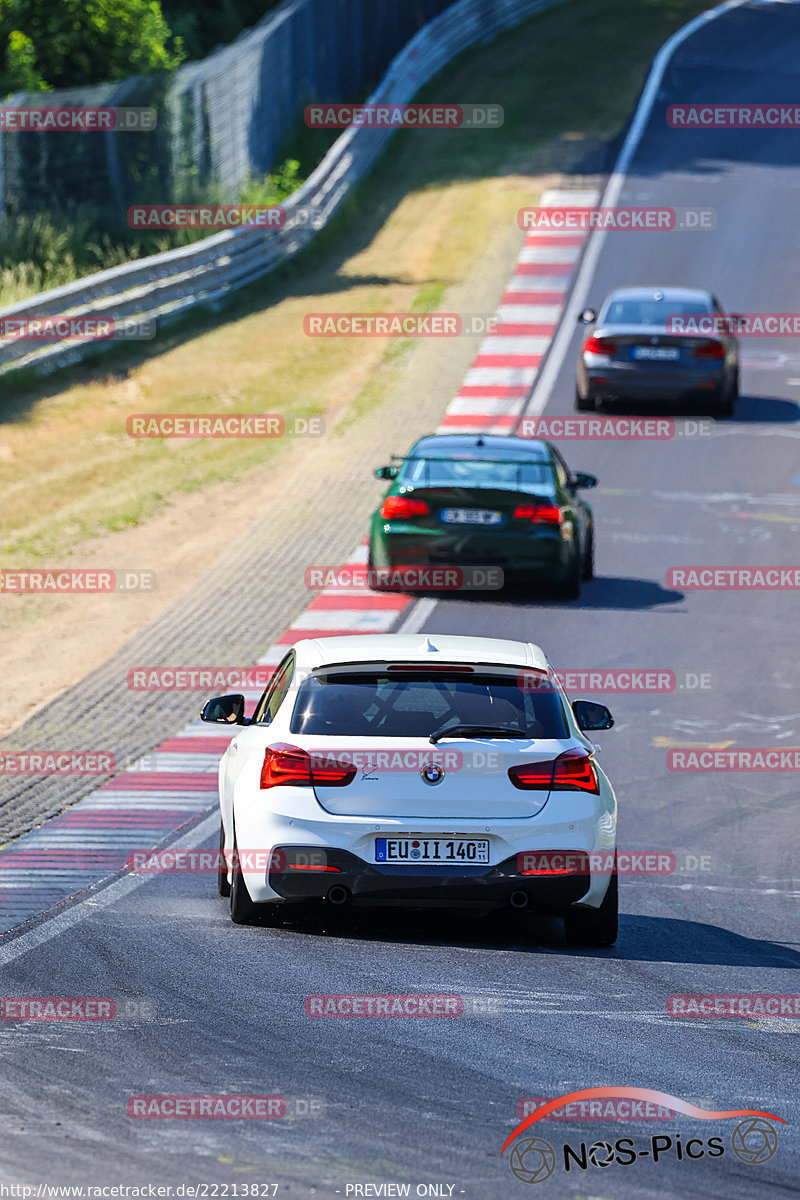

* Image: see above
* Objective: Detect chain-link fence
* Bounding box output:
[0,0,456,219]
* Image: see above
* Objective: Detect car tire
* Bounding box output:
[367,548,389,592]
[556,548,582,601]
[582,527,594,581]
[575,386,595,412]
[564,872,618,946]
[229,827,261,925]
[713,371,737,418]
[218,819,231,897]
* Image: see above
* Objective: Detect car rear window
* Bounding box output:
[400,456,553,493]
[601,299,711,326]
[290,670,569,738]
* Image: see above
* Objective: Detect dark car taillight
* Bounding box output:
[509,750,599,794]
[583,335,617,355]
[693,339,725,361]
[513,503,562,525]
[380,495,430,519]
[260,743,356,789]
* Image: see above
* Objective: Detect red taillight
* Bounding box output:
[583,335,617,355]
[518,850,589,876]
[380,495,430,520]
[513,503,562,524]
[508,760,554,789]
[508,750,598,794]
[552,750,599,793]
[288,863,342,872]
[260,743,356,789]
[693,339,725,361]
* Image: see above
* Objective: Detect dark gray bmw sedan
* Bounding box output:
[575,286,739,415]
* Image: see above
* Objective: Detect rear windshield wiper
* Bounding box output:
[429,723,529,744]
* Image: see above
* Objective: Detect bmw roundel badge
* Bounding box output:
[420,761,445,786]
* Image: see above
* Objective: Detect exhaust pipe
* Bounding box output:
[327,885,350,906]
[509,890,529,909]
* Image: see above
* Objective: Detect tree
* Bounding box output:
[0,0,184,93]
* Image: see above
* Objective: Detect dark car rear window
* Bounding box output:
[601,299,711,326]
[290,670,569,738]
[400,456,553,493]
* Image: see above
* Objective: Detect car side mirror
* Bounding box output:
[578,308,597,324]
[572,700,614,731]
[200,694,247,725]
[374,465,398,480]
[573,471,597,489]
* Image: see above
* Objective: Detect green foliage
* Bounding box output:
[5,29,44,90]
[0,159,306,306]
[162,0,282,61]
[239,159,302,205]
[0,0,185,93]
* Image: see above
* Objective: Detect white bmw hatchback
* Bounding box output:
[201,633,619,944]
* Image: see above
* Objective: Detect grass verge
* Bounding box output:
[0,0,711,567]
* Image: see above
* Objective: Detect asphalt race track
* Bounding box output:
[2,2,800,1196]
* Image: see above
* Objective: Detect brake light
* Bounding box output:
[508,750,598,794]
[287,863,342,872]
[387,664,474,673]
[380,495,430,519]
[508,760,554,789]
[513,503,561,524]
[260,743,356,789]
[552,749,599,793]
[693,339,725,361]
[583,335,617,355]
[518,850,588,876]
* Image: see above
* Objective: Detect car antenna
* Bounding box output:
[475,435,485,446]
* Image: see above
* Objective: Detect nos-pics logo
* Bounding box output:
[501,1088,783,1183]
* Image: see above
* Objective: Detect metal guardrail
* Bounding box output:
[0,0,564,380]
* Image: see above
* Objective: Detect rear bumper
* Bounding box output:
[372,527,574,581]
[580,361,727,404]
[267,846,591,910]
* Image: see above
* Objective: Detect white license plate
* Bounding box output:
[441,508,502,525]
[375,837,490,864]
[633,346,680,361]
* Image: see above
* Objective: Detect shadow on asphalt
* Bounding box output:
[247,905,800,969]
[406,577,685,611]
[593,394,799,425]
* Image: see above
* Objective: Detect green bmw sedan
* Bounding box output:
[368,433,597,599]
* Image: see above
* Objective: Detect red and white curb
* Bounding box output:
[437,189,597,434]
[0,189,597,935]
